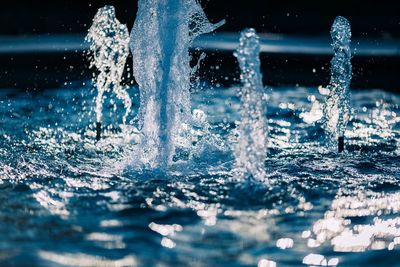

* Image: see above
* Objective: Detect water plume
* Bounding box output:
[86,6,132,140]
[322,16,352,152]
[129,0,224,170]
[233,28,268,181]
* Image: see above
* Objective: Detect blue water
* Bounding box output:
[0,83,399,266]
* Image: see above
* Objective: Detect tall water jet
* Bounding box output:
[129,0,224,170]
[86,6,132,141]
[322,16,352,152]
[233,29,268,181]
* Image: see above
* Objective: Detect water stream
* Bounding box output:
[233,29,268,181]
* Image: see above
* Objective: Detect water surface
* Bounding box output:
[0,84,399,266]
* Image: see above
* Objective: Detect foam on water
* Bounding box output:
[322,16,352,150]
[233,29,268,181]
[86,6,132,125]
[129,0,224,170]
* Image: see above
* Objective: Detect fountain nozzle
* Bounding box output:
[338,136,344,153]
[96,122,102,141]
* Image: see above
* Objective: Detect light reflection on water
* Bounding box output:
[0,84,399,266]
[309,189,400,253]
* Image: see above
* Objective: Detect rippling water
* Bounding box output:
[0,83,399,266]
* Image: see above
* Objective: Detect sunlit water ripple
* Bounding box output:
[0,83,399,266]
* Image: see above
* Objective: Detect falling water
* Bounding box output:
[86,6,132,138]
[129,0,224,170]
[322,16,352,152]
[233,29,268,181]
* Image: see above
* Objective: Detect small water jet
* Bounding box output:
[129,0,224,170]
[233,29,268,181]
[86,6,132,141]
[322,16,352,152]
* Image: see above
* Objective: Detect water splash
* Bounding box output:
[86,6,132,127]
[129,0,224,170]
[322,16,352,152]
[233,29,268,181]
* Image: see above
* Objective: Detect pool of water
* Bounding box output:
[0,83,399,266]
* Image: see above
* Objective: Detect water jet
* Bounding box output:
[129,0,224,170]
[322,16,352,153]
[234,28,268,181]
[86,5,131,141]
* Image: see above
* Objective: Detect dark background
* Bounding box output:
[0,0,399,90]
[1,0,399,38]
